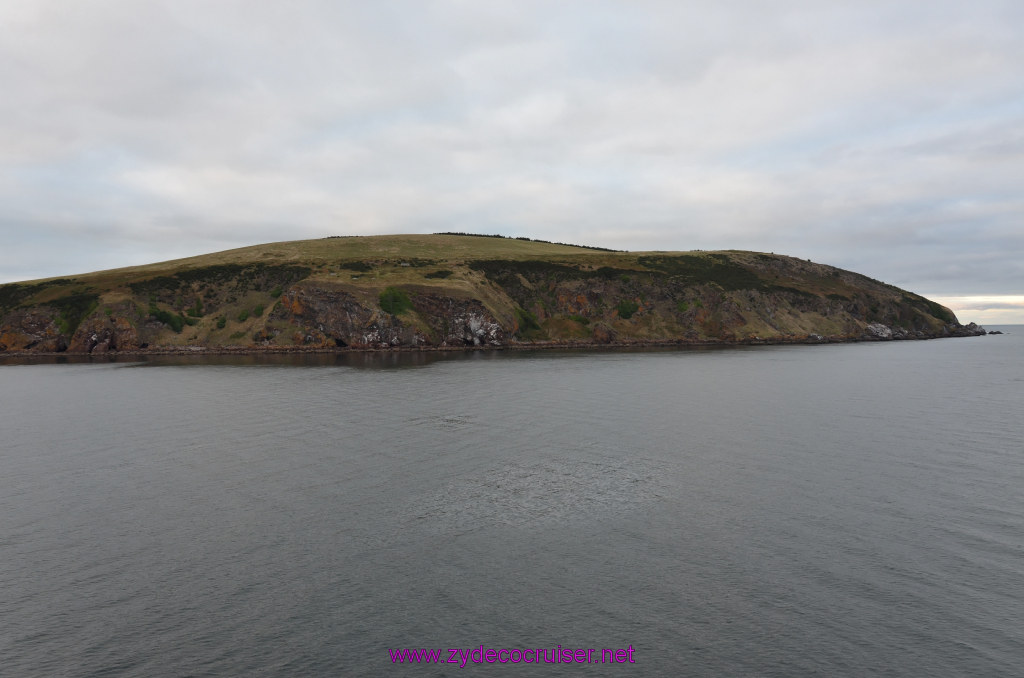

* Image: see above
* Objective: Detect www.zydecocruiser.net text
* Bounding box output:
[388,645,637,667]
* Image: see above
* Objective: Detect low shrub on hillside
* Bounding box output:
[186,298,204,317]
[616,300,639,319]
[515,307,541,334]
[638,255,763,291]
[149,306,184,333]
[379,287,412,315]
[340,261,373,272]
[50,292,100,334]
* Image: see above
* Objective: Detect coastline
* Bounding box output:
[0,327,992,360]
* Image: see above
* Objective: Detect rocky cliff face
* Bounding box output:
[0,242,986,354]
[0,308,66,352]
[67,314,139,354]
[265,285,504,348]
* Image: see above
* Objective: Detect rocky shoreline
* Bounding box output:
[0,321,992,360]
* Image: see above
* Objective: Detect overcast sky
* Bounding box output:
[2,1,1022,322]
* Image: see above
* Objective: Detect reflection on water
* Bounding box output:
[0,343,745,369]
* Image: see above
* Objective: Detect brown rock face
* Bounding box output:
[591,323,617,344]
[273,285,413,347]
[409,294,505,346]
[0,309,66,351]
[68,315,140,353]
[272,285,505,347]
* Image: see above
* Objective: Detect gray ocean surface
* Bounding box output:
[1,329,1023,677]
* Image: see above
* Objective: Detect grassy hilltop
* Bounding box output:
[0,233,981,354]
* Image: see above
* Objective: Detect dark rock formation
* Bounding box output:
[270,285,504,348]
[69,315,140,353]
[0,308,66,352]
[410,294,504,346]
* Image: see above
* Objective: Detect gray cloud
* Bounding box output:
[2,0,1022,317]
[954,301,1024,312]
[930,294,1024,326]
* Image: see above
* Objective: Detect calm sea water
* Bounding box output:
[2,330,1022,677]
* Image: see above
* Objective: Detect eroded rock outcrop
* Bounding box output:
[864,323,894,340]
[0,309,66,352]
[946,322,988,337]
[410,294,505,346]
[272,285,409,347]
[69,315,140,353]
[269,285,505,348]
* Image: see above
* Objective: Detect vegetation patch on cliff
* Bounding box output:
[128,263,310,298]
[0,279,75,311]
[637,254,765,291]
[379,287,413,315]
[50,292,100,335]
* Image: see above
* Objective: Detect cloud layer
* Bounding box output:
[2,1,1022,318]
[931,295,1024,326]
